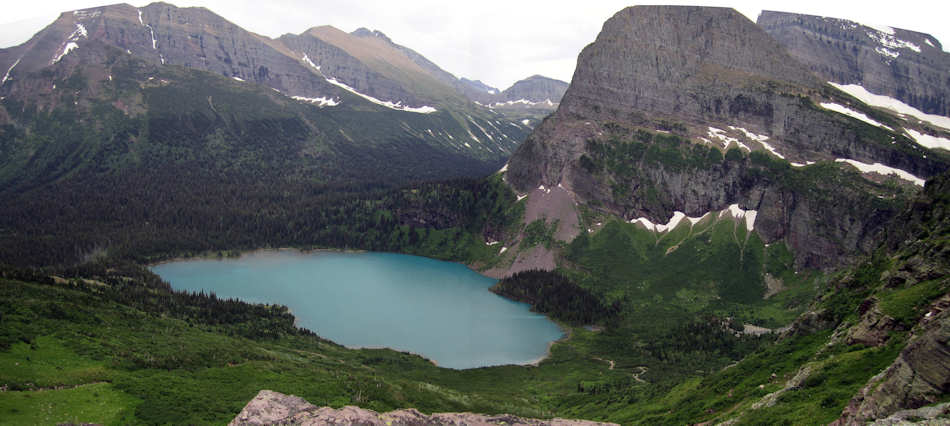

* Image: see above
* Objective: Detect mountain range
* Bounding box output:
[0,2,568,192]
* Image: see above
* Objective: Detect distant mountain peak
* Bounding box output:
[350,27,393,43]
[460,77,498,94]
[502,75,568,104]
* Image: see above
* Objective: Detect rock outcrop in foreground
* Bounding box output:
[230,390,617,426]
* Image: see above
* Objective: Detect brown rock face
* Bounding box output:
[758,11,950,117]
[230,390,618,426]
[835,306,950,425]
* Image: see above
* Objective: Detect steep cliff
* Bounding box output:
[503,6,949,270]
[758,10,950,118]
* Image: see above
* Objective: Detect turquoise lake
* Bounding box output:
[150,250,564,369]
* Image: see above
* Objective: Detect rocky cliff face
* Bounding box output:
[230,390,618,426]
[503,5,949,269]
[556,6,819,124]
[832,172,950,424]
[837,304,950,424]
[758,11,950,118]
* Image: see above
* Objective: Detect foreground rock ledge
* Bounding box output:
[230,390,617,426]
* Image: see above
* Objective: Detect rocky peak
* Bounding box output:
[351,27,394,44]
[559,5,819,124]
[758,10,950,117]
[502,75,568,104]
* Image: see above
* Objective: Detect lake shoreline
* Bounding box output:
[150,248,568,370]
[526,321,572,367]
[146,246,368,268]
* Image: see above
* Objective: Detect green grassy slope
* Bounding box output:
[1,171,946,424]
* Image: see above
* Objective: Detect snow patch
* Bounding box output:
[730,126,785,159]
[160,54,165,65]
[516,194,527,202]
[925,39,935,48]
[867,28,921,54]
[904,129,950,151]
[1,58,20,86]
[498,163,508,174]
[470,120,494,141]
[486,240,499,246]
[729,126,768,143]
[758,141,785,159]
[628,211,689,233]
[302,54,320,70]
[499,247,508,254]
[835,158,924,186]
[707,127,750,151]
[232,76,244,82]
[537,185,551,194]
[290,95,340,107]
[490,98,555,108]
[875,47,899,59]
[790,161,816,168]
[521,119,531,126]
[687,212,709,225]
[630,217,655,231]
[324,77,436,113]
[829,83,950,130]
[52,23,90,64]
[868,24,894,35]
[148,26,157,49]
[719,204,757,232]
[820,102,892,130]
[137,10,158,50]
[660,212,687,232]
[73,9,101,20]
[52,42,79,64]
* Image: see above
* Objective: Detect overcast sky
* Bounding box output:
[2,1,948,89]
